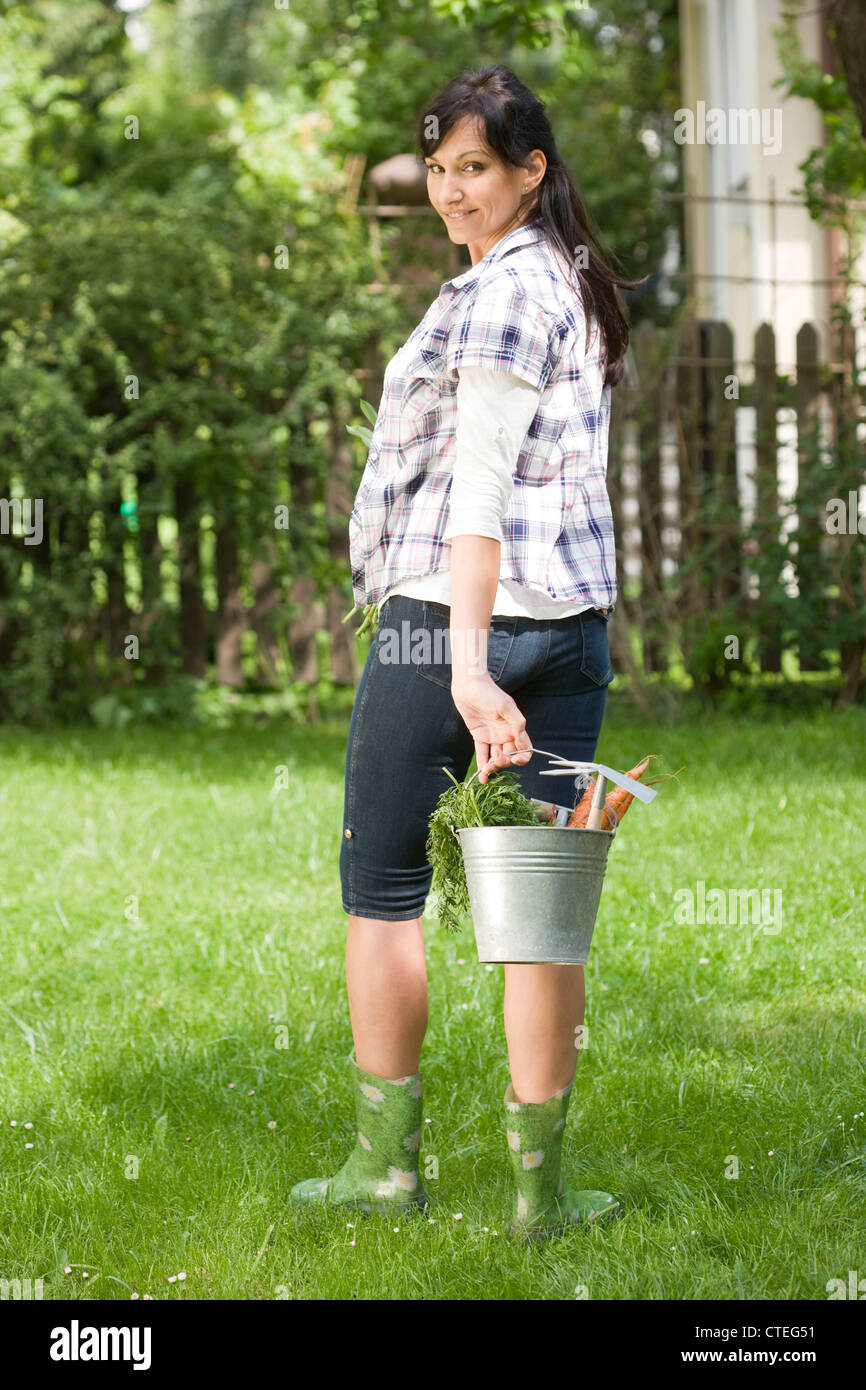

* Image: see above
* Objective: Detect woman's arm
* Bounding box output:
[449,533,499,679]
[449,534,532,781]
[446,366,540,779]
[446,365,540,677]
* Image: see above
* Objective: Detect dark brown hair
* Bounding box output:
[418,65,650,387]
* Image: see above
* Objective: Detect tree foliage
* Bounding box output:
[0,0,680,722]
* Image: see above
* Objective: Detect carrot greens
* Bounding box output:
[426,767,541,935]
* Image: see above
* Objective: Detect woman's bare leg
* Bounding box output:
[345,914,428,1079]
[503,962,585,1102]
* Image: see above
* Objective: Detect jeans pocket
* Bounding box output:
[579,609,614,686]
[416,602,517,689]
[415,602,452,689]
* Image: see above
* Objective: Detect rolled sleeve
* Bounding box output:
[443,365,541,543]
[445,275,561,394]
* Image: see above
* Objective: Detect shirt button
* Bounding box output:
[344,828,352,838]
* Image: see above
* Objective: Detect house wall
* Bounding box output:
[678,0,861,376]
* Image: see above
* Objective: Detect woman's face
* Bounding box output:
[424,115,545,264]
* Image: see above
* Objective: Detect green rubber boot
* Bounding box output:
[503,1078,621,1240]
[289,1051,428,1217]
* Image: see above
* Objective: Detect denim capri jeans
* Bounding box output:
[340,593,615,921]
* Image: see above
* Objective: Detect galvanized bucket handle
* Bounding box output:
[448,747,620,839]
[460,745,569,791]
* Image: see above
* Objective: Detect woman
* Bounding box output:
[290,65,645,1240]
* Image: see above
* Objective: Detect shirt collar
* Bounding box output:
[439,220,546,292]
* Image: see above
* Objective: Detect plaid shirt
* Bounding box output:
[349,220,617,609]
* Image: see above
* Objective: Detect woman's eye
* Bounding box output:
[426,164,484,173]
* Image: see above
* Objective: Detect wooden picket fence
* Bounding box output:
[332,313,862,702]
[6,313,858,709]
[600,314,863,701]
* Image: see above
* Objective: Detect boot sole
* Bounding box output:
[291,1189,430,1218]
[349,1193,430,1218]
[509,1199,622,1241]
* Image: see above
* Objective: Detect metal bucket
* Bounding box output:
[454,823,616,964]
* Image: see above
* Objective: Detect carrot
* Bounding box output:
[601,766,685,827]
[566,756,653,828]
[566,778,596,828]
[569,759,685,829]
[598,762,652,829]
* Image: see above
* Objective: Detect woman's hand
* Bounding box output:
[450,670,533,785]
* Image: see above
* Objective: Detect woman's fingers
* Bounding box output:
[505,746,531,767]
[486,720,533,777]
[457,683,533,783]
[506,706,529,752]
[476,740,491,783]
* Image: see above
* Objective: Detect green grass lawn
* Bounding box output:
[1,702,865,1301]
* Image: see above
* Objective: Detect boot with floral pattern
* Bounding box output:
[290,1051,428,1216]
[503,1078,621,1240]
